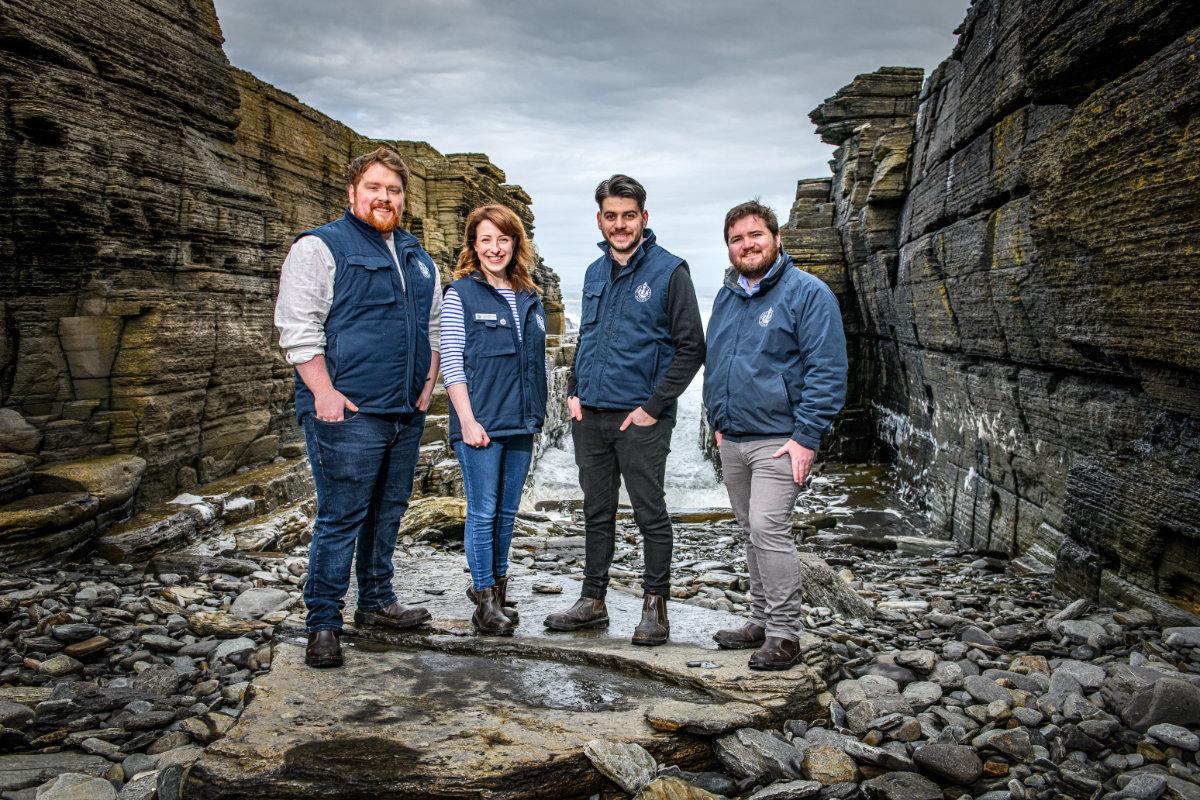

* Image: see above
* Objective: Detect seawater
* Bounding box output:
[524,289,731,511]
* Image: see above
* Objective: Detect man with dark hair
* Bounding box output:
[543,174,705,646]
[703,200,847,670]
[275,147,442,668]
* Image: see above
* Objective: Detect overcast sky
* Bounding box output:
[213,1,966,294]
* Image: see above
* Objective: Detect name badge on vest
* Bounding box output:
[474,313,498,322]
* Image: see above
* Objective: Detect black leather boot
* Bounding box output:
[305,630,343,668]
[543,597,609,631]
[472,586,515,636]
[631,593,670,646]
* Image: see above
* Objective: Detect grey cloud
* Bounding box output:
[214,0,967,290]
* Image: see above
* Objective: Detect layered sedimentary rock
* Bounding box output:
[0,0,564,563]
[791,2,1200,620]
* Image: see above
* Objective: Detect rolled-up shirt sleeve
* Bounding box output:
[275,236,335,365]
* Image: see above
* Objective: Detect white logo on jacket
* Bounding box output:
[417,258,431,279]
[634,282,652,302]
[759,307,774,327]
[536,314,546,332]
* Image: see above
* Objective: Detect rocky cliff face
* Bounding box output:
[0,0,564,564]
[786,1,1199,621]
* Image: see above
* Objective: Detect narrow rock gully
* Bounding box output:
[1,464,1198,800]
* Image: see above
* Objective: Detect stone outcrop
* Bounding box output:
[0,0,565,561]
[787,2,1200,620]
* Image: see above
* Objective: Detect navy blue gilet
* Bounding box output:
[293,209,435,420]
[446,273,548,443]
[574,229,682,410]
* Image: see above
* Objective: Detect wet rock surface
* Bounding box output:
[3,466,1199,799]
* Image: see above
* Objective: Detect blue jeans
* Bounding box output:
[453,435,534,591]
[302,411,425,632]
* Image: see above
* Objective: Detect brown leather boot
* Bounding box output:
[713,621,766,650]
[543,597,608,631]
[353,601,431,630]
[466,576,519,623]
[631,593,670,646]
[472,586,515,636]
[748,636,802,671]
[305,630,343,668]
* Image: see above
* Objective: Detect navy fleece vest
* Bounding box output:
[574,229,682,410]
[293,210,434,419]
[447,274,547,443]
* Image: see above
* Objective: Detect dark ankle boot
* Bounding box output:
[748,636,802,671]
[713,621,766,650]
[631,593,669,646]
[543,597,609,631]
[466,578,519,623]
[472,586,515,636]
[305,630,343,668]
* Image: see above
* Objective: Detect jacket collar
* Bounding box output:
[723,251,793,298]
[467,270,533,302]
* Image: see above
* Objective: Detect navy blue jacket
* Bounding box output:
[293,209,435,420]
[447,273,547,443]
[574,230,683,410]
[703,253,847,451]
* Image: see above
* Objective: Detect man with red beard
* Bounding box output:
[275,147,441,667]
[702,200,847,670]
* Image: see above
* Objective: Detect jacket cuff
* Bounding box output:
[791,427,822,452]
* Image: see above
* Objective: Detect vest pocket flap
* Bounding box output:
[582,281,606,297]
[475,328,518,357]
[581,280,606,325]
[345,255,393,271]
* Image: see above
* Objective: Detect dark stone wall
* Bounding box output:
[790,0,1200,622]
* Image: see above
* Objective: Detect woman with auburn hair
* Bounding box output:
[440,204,548,635]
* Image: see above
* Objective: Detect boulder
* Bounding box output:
[397,496,466,542]
[31,455,147,510]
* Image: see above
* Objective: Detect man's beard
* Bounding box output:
[364,201,400,234]
[731,243,779,281]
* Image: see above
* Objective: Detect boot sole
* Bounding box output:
[748,655,802,671]
[631,635,669,647]
[472,619,516,636]
[353,609,431,630]
[305,653,344,668]
[543,616,609,632]
[714,638,765,650]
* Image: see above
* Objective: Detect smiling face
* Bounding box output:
[597,196,647,260]
[349,162,405,235]
[727,214,781,280]
[473,219,514,285]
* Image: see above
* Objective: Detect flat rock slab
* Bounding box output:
[189,556,833,799]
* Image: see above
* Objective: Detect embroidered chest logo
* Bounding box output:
[417,258,431,279]
[536,314,546,332]
[758,307,775,327]
[633,282,652,303]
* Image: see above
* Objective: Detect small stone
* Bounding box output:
[1053,659,1106,690]
[50,624,101,643]
[801,745,857,785]
[139,634,182,653]
[894,650,937,674]
[63,636,111,659]
[1116,773,1170,800]
[532,583,562,594]
[960,626,997,648]
[911,743,983,785]
[902,681,942,709]
[963,675,1010,704]
[34,772,117,800]
[634,776,721,800]
[583,740,657,794]
[228,587,291,620]
[981,760,1009,777]
[1058,619,1106,644]
[987,728,1034,762]
[843,739,915,770]
[1163,627,1200,650]
[747,780,823,800]
[930,661,965,689]
[37,654,83,677]
[212,637,256,663]
[1149,723,1200,751]
[118,772,158,800]
[861,771,941,800]
[1123,678,1200,732]
[0,699,35,729]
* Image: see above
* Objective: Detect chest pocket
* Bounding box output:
[581,281,606,327]
[345,255,396,306]
[473,319,518,357]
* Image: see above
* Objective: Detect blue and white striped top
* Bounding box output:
[440,286,521,387]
